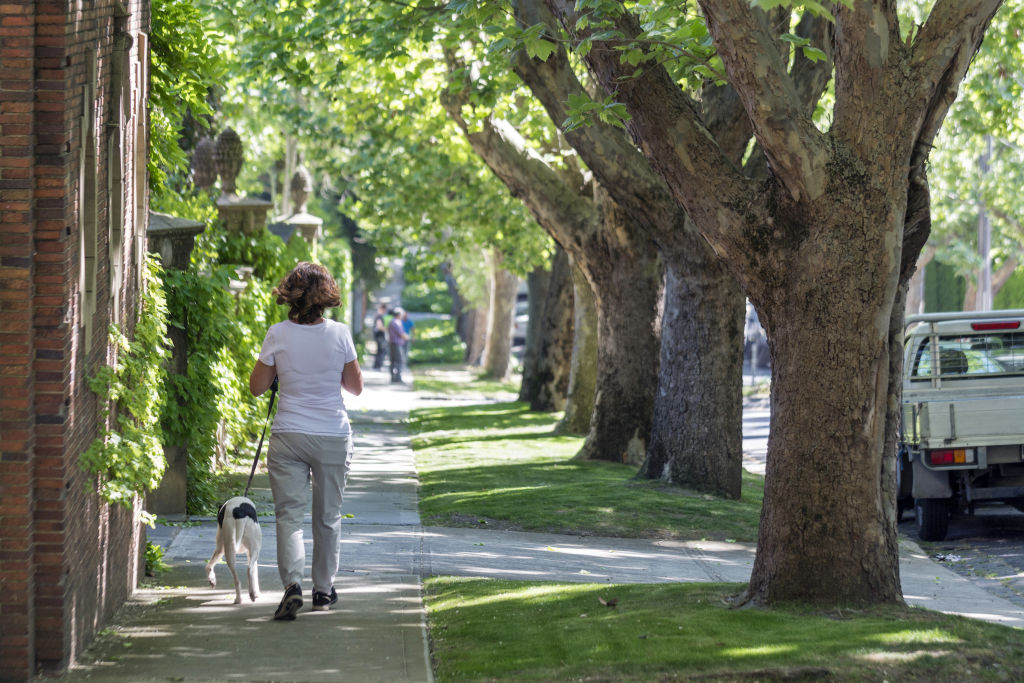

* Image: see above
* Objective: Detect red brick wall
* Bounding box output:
[0,1,40,677]
[0,1,150,678]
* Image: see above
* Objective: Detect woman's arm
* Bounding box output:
[250,360,277,397]
[341,359,363,396]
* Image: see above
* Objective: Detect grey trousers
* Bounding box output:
[266,432,353,594]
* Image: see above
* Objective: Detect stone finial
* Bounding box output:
[214,127,244,196]
[290,166,313,214]
[192,136,217,190]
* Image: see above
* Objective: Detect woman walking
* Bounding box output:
[249,262,363,620]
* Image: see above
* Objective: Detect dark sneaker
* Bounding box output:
[312,586,338,612]
[273,583,303,621]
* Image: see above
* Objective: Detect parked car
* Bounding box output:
[898,310,1024,541]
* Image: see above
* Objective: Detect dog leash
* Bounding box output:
[243,377,278,498]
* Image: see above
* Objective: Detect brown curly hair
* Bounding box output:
[273,262,341,324]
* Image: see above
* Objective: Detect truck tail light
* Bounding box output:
[970,321,1021,331]
[928,448,975,466]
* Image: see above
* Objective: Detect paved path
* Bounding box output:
[61,370,1024,682]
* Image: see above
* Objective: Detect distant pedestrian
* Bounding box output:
[387,307,408,384]
[372,303,387,370]
[249,262,363,621]
[400,310,415,369]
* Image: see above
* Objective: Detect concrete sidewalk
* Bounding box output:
[61,370,1024,682]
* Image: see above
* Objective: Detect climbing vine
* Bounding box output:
[164,222,354,513]
[80,256,171,509]
[80,216,353,515]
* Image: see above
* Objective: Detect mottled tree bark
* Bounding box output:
[559,260,597,435]
[463,306,489,367]
[518,262,551,403]
[513,1,746,491]
[442,66,660,463]
[640,236,743,497]
[575,190,663,465]
[483,250,519,380]
[442,261,468,342]
[521,247,574,411]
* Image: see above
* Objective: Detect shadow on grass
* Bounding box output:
[426,578,1024,681]
[419,459,763,542]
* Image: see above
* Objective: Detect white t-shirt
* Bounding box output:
[258,319,358,436]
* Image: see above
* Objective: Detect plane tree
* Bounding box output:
[547,0,1005,605]
[500,0,830,494]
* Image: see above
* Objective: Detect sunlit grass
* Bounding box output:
[409,319,465,366]
[413,363,521,397]
[425,577,1024,681]
[410,399,764,541]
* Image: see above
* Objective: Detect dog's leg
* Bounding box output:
[206,527,225,588]
[223,533,242,605]
[246,524,261,602]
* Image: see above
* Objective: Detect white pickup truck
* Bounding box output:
[898,310,1024,541]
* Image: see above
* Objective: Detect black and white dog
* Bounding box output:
[206,496,262,604]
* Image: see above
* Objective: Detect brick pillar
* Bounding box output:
[0,1,37,679]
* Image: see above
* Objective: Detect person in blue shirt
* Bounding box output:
[387,307,409,383]
[400,310,415,369]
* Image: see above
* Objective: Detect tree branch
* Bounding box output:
[993,254,1019,294]
[545,0,760,251]
[990,206,1023,235]
[512,1,678,231]
[441,52,596,252]
[910,0,1003,157]
[832,1,899,140]
[697,0,828,202]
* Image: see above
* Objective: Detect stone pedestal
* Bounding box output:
[211,127,273,235]
[274,166,323,258]
[146,211,205,515]
[217,195,273,235]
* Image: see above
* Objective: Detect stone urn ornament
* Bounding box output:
[192,136,217,190]
[214,127,244,197]
[290,165,314,214]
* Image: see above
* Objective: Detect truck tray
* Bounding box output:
[905,395,1024,448]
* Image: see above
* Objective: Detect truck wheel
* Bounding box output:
[896,447,913,522]
[896,498,910,522]
[915,498,949,541]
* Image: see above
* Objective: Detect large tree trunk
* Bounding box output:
[521,247,574,411]
[559,259,597,435]
[464,307,489,367]
[575,191,662,466]
[962,256,1018,311]
[509,3,746,491]
[518,262,551,402]
[905,246,935,316]
[441,67,658,463]
[483,250,518,379]
[640,237,745,498]
[744,195,904,604]
[441,261,468,341]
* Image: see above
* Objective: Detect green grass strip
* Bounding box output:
[425,577,1024,681]
[410,399,763,542]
